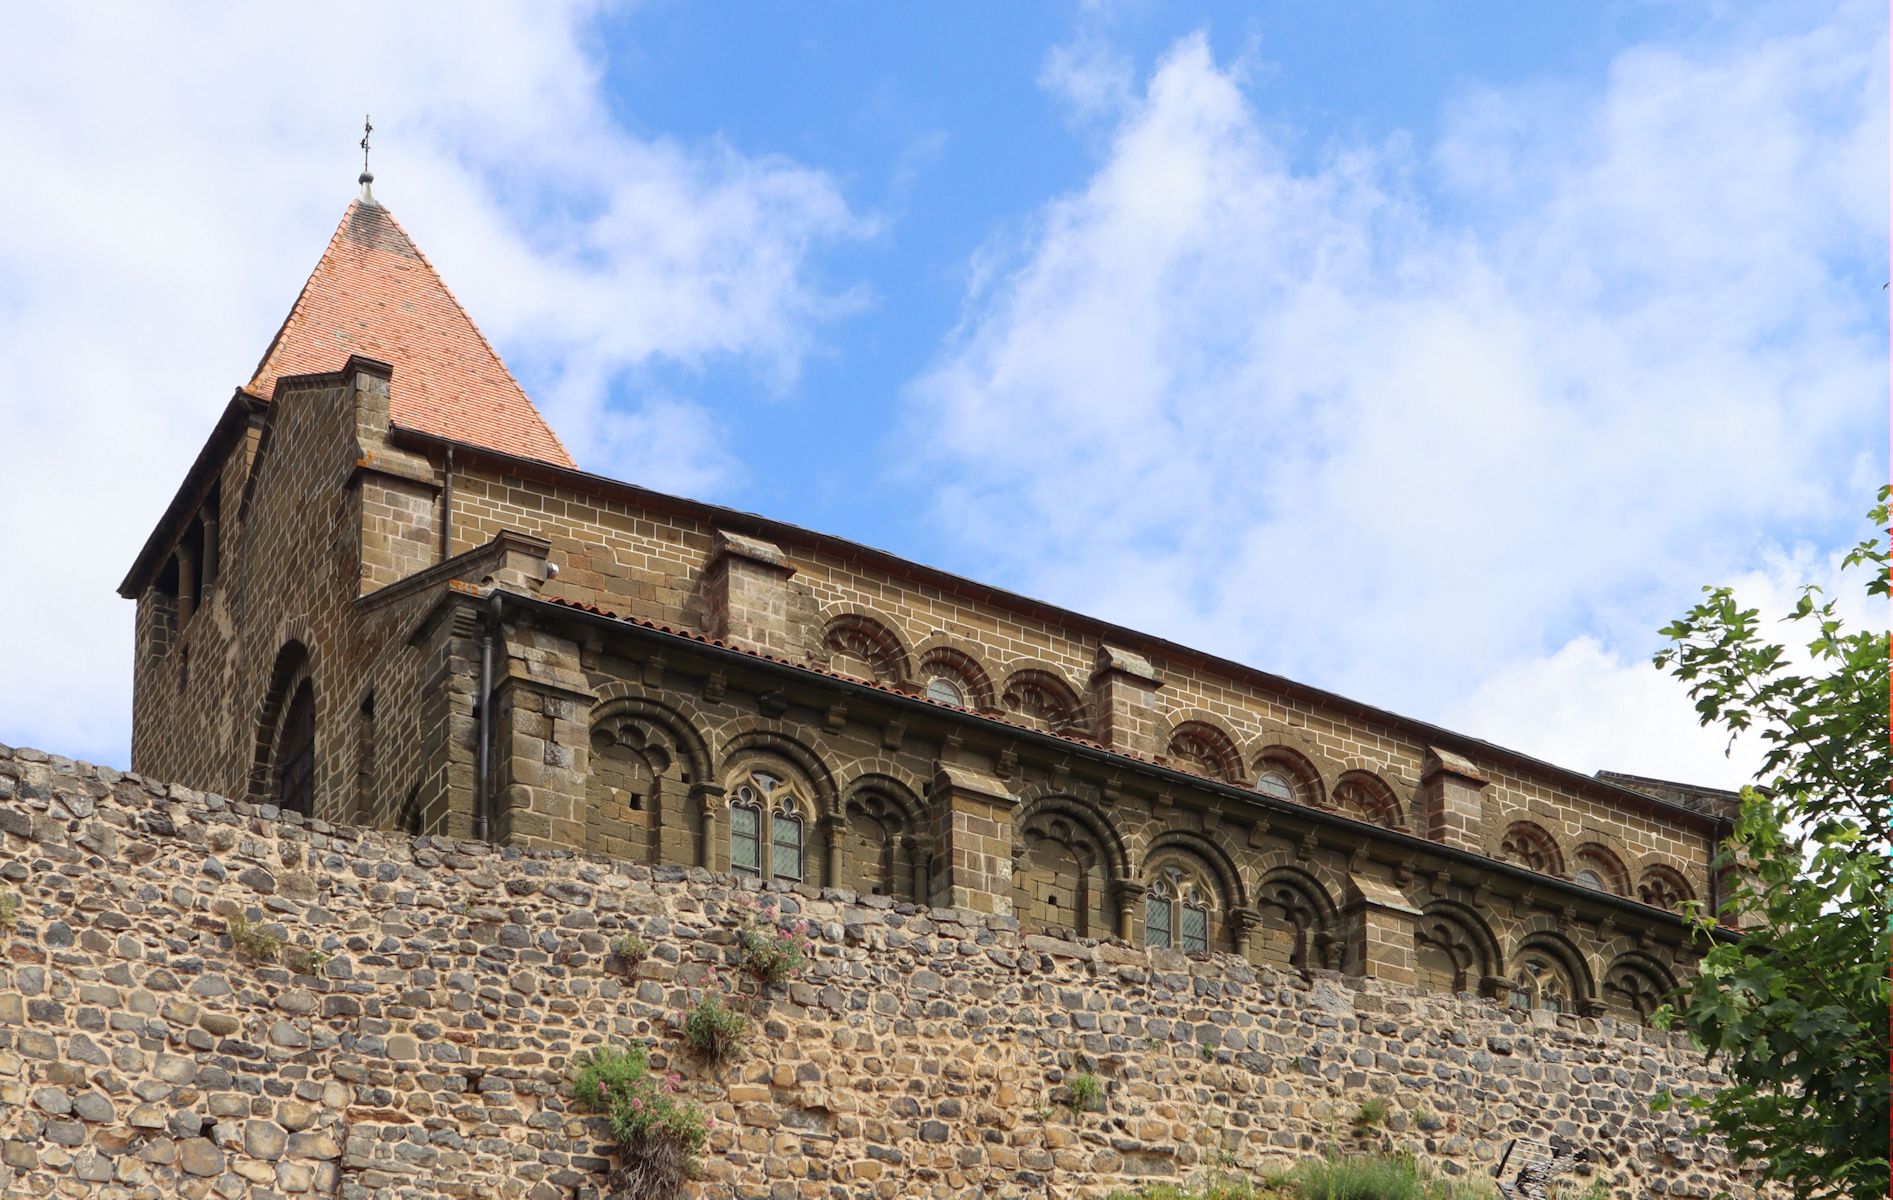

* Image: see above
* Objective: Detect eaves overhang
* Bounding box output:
[499,588,1734,944]
[387,425,1732,836]
[117,391,264,599]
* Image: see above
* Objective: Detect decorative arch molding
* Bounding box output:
[588,693,715,788]
[1013,792,1132,884]
[1332,769,1407,831]
[718,725,844,817]
[1253,865,1343,971]
[1634,861,1697,912]
[250,632,317,808]
[1600,950,1678,1022]
[1497,818,1567,878]
[1506,925,1599,1013]
[838,772,927,902]
[999,662,1090,737]
[817,607,914,685]
[1570,841,1632,896]
[1162,717,1247,785]
[1413,899,1502,996]
[909,633,998,711]
[1145,828,1247,912]
[1012,792,1129,939]
[1251,733,1333,809]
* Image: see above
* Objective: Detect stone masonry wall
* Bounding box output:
[0,746,1759,1200]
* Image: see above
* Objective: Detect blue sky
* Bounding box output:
[0,1,1884,781]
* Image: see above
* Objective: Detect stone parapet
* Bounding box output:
[0,745,1767,1199]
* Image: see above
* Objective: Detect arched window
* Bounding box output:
[1573,869,1605,891]
[1509,950,1575,1013]
[924,676,965,706]
[1144,862,1212,952]
[275,679,316,817]
[729,769,807,883]
[1637,864,1695,912]
[1255,770,1296,802]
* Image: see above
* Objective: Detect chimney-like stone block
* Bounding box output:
[1341,872,1420,985]
[1418,746,1488,852]
[703,530,799,657]
[491,624,595,851]
[927,761,1018,915]
[1088,644,1163,759]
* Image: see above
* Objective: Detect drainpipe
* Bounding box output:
[475,589,501,843]
[439,446,454,562]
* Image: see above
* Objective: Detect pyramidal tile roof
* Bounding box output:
[245,198,575,468]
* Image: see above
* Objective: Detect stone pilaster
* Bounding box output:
[1418,746,1488,852]
[1111,879,1148,941]
[703,530,799,657]
[1088,644,1163,759]
[491,622,595,850]
[1341,873,1421,986]
[927,761,1018,915]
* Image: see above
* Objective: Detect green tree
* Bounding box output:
[1650,486,1890,1200]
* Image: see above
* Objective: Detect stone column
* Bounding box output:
[1110,879,1148,941]
[1417,746,1488,852]
[694,783,728,872]
[927,762,1018,915]
[1340,873,1421,986]
[175,541,198,629]
[1226,906,1262,961]
[201,509,220,592]
[1088,644,1163,760]
[703,530,800,657]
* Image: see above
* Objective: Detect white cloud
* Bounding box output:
[0,2,865,765]
[908,11,1886,785]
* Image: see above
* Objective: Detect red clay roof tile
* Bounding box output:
[246,199,575,468]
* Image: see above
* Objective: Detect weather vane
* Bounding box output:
[358,114,376,203]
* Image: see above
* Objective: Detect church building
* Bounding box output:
[118,179,1737,1023]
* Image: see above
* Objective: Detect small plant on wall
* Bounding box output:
[614,932,650,973]
[1065,1071,1103,1115]
[227,912,281,963]
[682,991,747,1064]
[572,1043,709,1200]
[0,892,17,932]
[736,898,812,988]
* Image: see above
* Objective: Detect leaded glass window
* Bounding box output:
[730,797,762,877]
[771,808,805,882]
[1256,770,1295,802]
[1145,890,1173,948]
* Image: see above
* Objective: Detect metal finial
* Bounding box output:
[358,114,377,203]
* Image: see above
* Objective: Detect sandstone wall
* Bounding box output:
[0,746,1756,1200]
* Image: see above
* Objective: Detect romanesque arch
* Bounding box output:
[1635,862,1696,912]
[1333,770,1404,830]
[1507,930,1594,1014]
[1000,665,1089,737]
[1142,830,1246,953]
[1601,951,1677,1023]
[911,636,997,710]
[720,735,829,887]
[1571,842,1631,895]
[251,640,315,816]
[1413,900,1501,996]
[1252,744,1327,808]
[1164,719,1246,785]
[1012,795,1126,939]
[819,610,913,685]
[1498,819,1566,878]
[1253,866,1341,971]
[588,695,714,866]
[839,774,926,902]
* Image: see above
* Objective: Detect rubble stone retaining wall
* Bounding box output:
[0,745,1756,1199]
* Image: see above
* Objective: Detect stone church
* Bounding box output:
[119,181,1736,1025]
